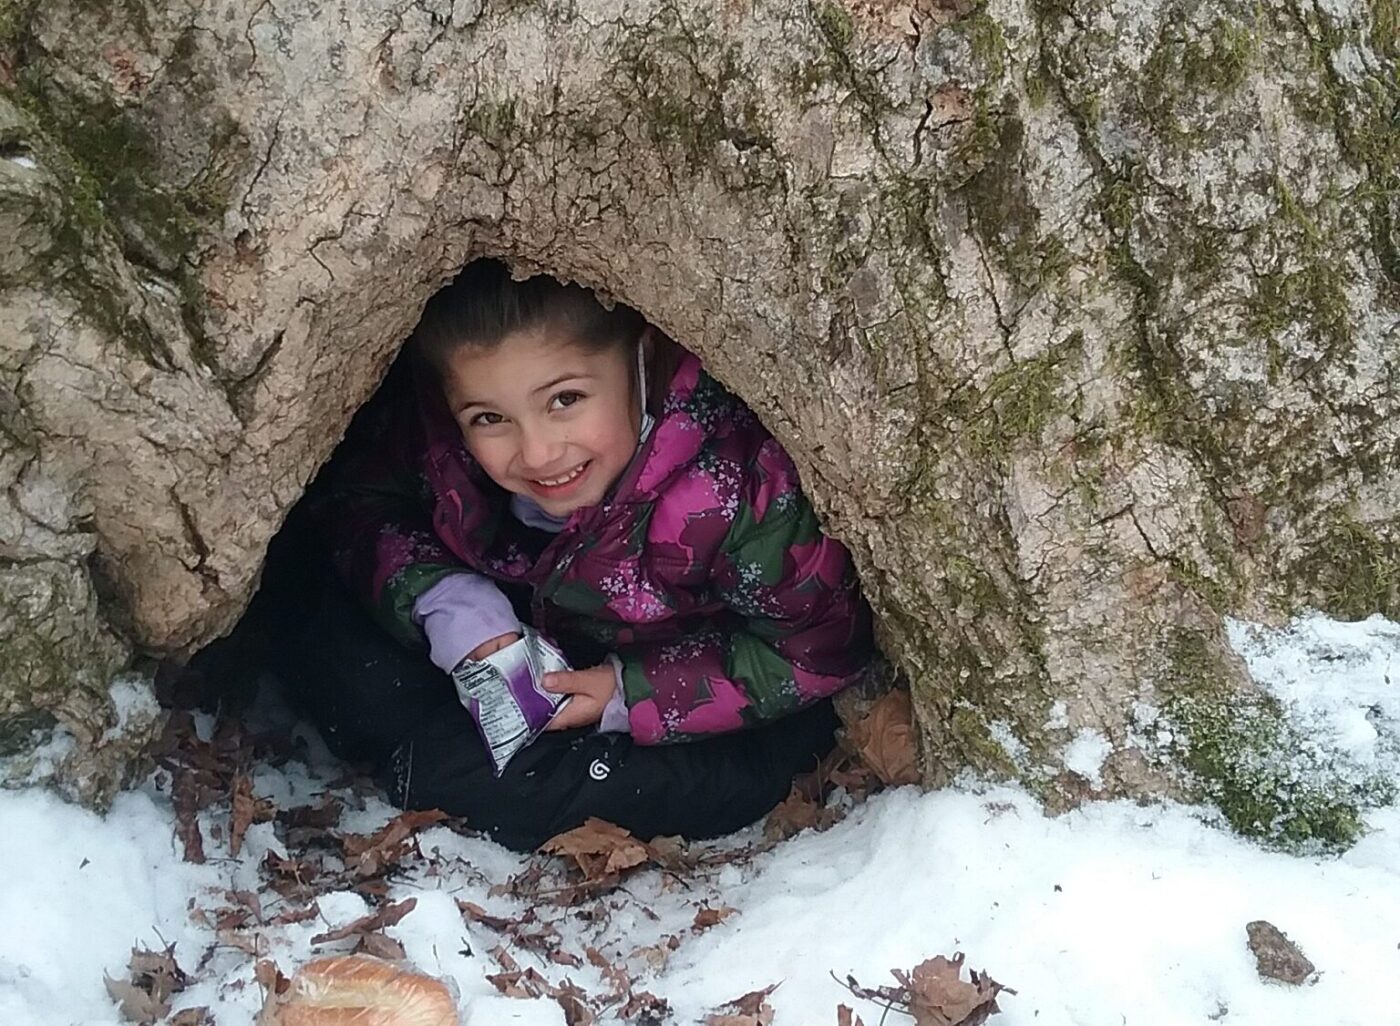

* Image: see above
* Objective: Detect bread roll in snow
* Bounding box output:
[272,955,459,1026]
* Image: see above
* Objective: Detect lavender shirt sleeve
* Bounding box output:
[412,573,522,673]
[599,654,631,734]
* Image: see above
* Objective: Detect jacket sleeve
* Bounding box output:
[613,437,875,744]
[310,364,487,650]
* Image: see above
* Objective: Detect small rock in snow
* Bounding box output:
[1245,920,1316,985]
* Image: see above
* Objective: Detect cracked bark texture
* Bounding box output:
[0,0,1396,829]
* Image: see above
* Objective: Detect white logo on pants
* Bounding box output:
[588,758,611,781]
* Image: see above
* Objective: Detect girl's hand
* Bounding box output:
[467,632,520,661]
[542,665,616,730]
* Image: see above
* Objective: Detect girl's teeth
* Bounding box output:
[536,463,586,486]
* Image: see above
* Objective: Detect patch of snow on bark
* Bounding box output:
[1062,728,1111,787]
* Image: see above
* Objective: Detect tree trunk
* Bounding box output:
[1,0,1396,841]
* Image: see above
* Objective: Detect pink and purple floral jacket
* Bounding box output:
[321,351,875,744]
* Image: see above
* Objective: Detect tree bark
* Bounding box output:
[1,0,1395,840]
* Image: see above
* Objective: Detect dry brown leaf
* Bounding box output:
[230,774,255,857]
[105,945,189,1024]
[619,989,670,1020]
[846,690,920,786]
[216,927,262,956]
[585,945,633,1001]
[340,810,448,857]
[457,900,519,932]
[704,983,778,1026]
[553,979,596,1025]
[486,966,552,999]
[693,906,739,932]
[254,959,291,996]
[268,902,320,926]
[899,954,1006,1026]
[764,787,839,842]
[227,776,274,857]
[490,945,521,973]
[172,771,206,864]
[104,975,169,1024]
[836,1005,865,1026]
[540,818,651,881]
[628,934,682,972]
[354,931,407,961]
[310,897,417,946]
[169,1008,212,1026]
[338,810,447,879]
[276,798,344,831]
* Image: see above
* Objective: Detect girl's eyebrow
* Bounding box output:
[457,372,593,411]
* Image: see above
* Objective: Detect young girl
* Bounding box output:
[272,260,875,851]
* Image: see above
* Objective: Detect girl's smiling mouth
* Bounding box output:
[527,459,592,497]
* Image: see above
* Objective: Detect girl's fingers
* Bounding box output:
[546,702,591,731]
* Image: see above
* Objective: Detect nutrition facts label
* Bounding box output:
[454,660,530,761]
[450,626,573,774]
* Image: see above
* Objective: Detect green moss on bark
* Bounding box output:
[612,8,777,188]
[1,50,240,367]
[1290,516,1400,621]
[1161,631,1395,852]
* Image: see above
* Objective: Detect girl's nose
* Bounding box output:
[518,428,565,475]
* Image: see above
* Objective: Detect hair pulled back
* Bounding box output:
[413,259,647,375]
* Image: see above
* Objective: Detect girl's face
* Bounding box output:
[439,324,642,518]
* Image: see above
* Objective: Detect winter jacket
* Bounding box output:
[318,350,875,745]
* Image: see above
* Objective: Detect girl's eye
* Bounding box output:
[552,391,584,410]
[468,411,503,428]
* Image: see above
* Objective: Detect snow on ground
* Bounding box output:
[3,613,1399,1026]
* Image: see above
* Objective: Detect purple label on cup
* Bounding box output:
[450,626,572,775]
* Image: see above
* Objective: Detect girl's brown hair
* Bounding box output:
[413,259,679,416]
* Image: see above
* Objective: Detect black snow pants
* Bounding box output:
[265,571,839,852]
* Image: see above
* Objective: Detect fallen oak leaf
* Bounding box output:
[628,934,682,971]
[104,975,169,1024]
[899,954,1007,1026]
[268,902,320,926]
[584,946,632,1002]
[704,983,779,1026]
[276,798,344,831]
[171,771,206,864]
[104,945,189,1024]
[845,690,920,787]
[337,810,448,880]
[354,931,407,961]
[619,989,670,1020]
[216,927,263,956]
[540,818,651,882]
[763,787,839,842]
[552,978,597,1025]
[456,900,519,932]
[226,889,262,914]
[693,906,739,932]
[486,965,552,999]
[230,773,274,857]
[339,810,448,858]
[310,897,417,946]
[490,945,521,973]
[254,959,291,997]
